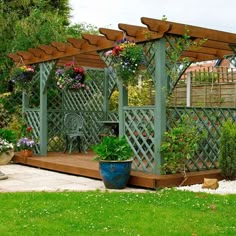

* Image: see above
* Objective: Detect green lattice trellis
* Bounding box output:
[45,67,117,152]
[121,106,235,173]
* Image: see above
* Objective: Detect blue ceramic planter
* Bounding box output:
[99,159,133,189]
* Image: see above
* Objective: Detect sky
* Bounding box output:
[69,0,236,34]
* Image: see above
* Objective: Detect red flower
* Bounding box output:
[26,126,32,132]
[112,46,122,56]
[74,67,84,74]
[65,61,74,67]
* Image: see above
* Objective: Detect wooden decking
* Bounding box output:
[13,151,223,189]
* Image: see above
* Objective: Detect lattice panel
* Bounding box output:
[47,68,108,151]
[24,110,40,154]
[99,51,119,95]
[124,107,155,172]
[226,54,236,68]
[47,110,104,151]
[107,112,119,121]
[165,35,192,94]
[167,107,236,171]
[47,78,63,110]
[28,68,40,108]
[62,68,104,111]
[142,42,156,79]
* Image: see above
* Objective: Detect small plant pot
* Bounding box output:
[20,149,33,158]
[99,159,133,189]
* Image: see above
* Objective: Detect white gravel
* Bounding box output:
[176,180,236,195]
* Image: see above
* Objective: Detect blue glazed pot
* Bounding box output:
[99,159,133,189]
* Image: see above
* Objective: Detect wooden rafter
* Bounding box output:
[8,18,236,67]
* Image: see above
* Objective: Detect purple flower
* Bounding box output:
[17,137,35,150]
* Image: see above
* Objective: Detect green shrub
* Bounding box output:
[0,128,17,145]
[161,115,205,174]
[219,119,236,180]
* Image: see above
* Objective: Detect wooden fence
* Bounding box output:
[171,66,236,108]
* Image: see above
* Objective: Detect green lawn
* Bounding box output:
[0,189,235,235]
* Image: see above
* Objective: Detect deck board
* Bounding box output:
[13,151,223,189]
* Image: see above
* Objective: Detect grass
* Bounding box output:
[0,189,235,236]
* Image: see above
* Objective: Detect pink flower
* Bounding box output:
[105,50,113,56]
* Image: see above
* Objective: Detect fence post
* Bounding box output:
[186,71,192,107]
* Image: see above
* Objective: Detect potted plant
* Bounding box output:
[0,128,17,165]
[93,136,133,189]
[161,115,205,185]
[0,138,14,165]
[17,137,35,157]
[17,122,36,158]
[106,39,144,85]
[55,61,90,91]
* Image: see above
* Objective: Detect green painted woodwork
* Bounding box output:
[103,68,109,120]
[226,54,236,68]
[153,38,167,174]
[39,61,56,156]
[124,106,155,172]
[118,80,128,137]
[18,37,236,174]
[167,107,236,171]
[165,35,192,94]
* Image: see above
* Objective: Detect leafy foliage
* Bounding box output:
[109,78,153,110]
[219,119,236,180]
[106,40,144,85]
[161,115,205,174]
[0,0,98,93]
[93,136,133,161]
[0,128,17,145]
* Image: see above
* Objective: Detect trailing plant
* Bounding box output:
[9,65,35,92]
[55,61,90,91]
[106,39,144,85]
[93,136,133,161]
[166,27,207,89]
[219,119,236,180]
[161,115,204,181]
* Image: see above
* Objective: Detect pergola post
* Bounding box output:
[153,38,167,174]
[186,71,192,107]
[22,92,29,113]
[103,68,109,120]
[39,63,48,156]
[118,81,128,137]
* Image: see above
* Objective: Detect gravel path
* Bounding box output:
[176,180,236,195]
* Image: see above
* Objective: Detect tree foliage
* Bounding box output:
[0,0,98,92]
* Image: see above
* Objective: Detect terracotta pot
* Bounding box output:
[20,149,33,158]
[0,150,14,165]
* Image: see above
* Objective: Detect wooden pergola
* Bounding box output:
[9,18,236,175]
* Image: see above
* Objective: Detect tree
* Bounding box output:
[0,0,98,92]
